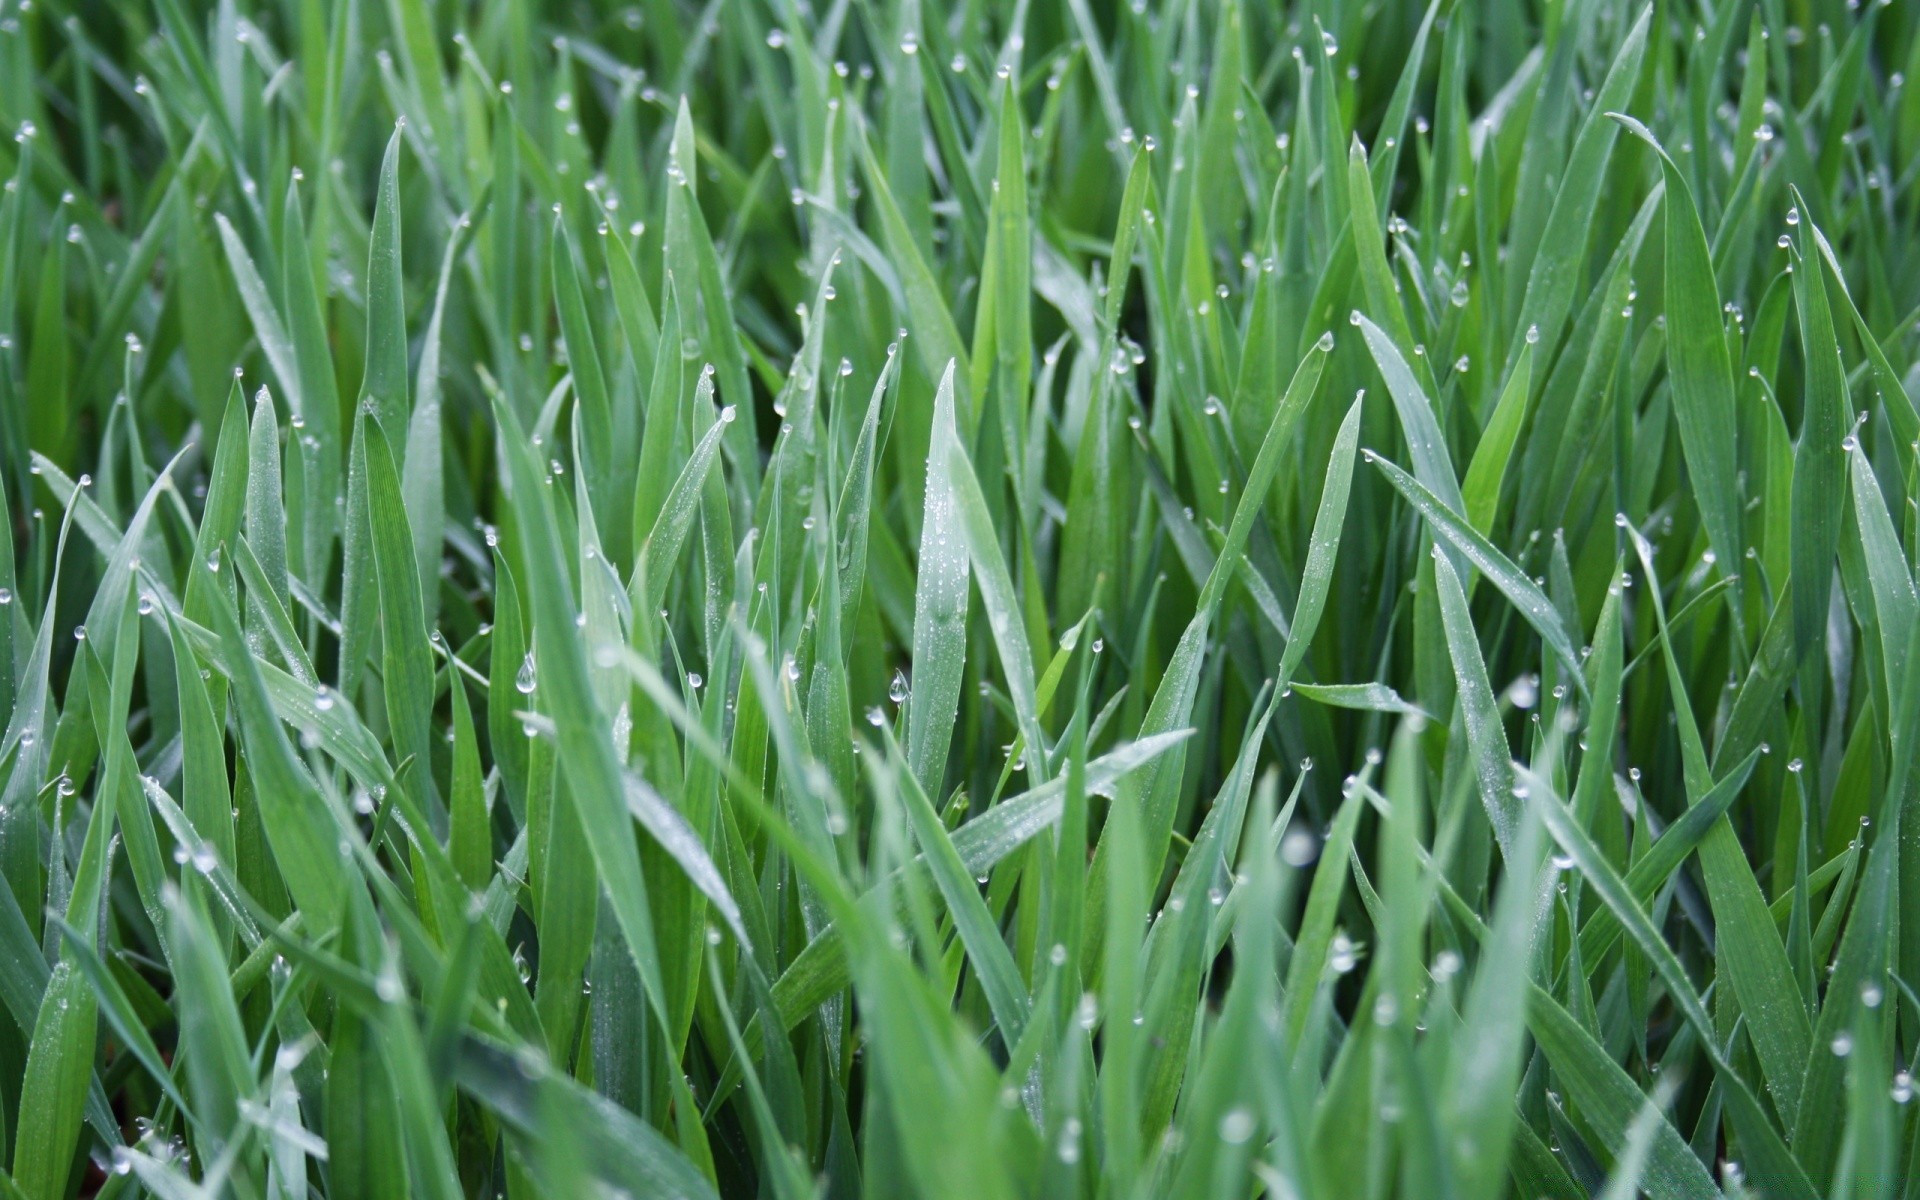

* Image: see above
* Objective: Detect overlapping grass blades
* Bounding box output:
[2,1,1920,1197]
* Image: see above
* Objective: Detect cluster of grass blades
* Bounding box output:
[4,0,1920,1195]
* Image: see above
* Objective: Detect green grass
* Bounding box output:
[1,0,1918,1196]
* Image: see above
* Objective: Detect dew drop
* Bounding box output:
[1219,1108,1255,1144]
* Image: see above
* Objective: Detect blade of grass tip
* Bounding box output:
[214,214,301,420]
[1276,391,1363,687]
[1429,548,1518,858]
[1461,341,1532,538]
[362,419,440,820]
[625,272,687,556]
[752,263,837,595]
[1289,681,1429,719]
[1786,184,1850,673]
[552,215,617,551]
[1103,147,1152,336]
[404,210,475,621]
[1355,313,1469,582]
[447,669,489,893]
[663,99,759,481]
[601,211,659,392]
[244,385,290,624]
[946,434,1045,781]
[906,361,969,800]
[360,125,409,441]
[1850,443,1916,732]
[1347,140,1420,370]
[231,535,319,686]
[1569,579,1623,831]
[629,276,686,578]
[79,449,184,679]
[282,178,340,565]
[1806,219,1920,453]
[976,78,1032,472]
[164,606,233,868]
[486,547,531,813]
[834,344,899,632]
[1371,452,1587,693]
[184,383,250,627]
[1608,114,1744,585]
[23,198,71,468]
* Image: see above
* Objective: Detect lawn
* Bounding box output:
[0,0,1916,1196]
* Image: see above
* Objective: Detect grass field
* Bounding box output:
[1,0,1918,1196]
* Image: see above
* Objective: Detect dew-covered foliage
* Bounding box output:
[1,0,1919,1197]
